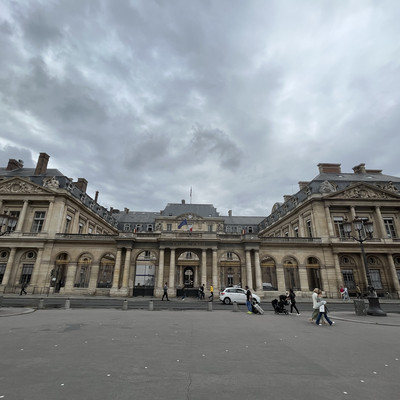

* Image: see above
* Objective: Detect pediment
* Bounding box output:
[176,213,204,221]
[0,177,53,195]
[324,182,400,201]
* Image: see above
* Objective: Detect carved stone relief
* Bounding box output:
[0,179,46,194]
[319,180,337,194]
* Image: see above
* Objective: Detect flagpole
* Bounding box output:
[190,186,192,204]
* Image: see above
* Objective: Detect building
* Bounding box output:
[1,154,400,299]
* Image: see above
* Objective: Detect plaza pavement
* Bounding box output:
[0,304,399,400]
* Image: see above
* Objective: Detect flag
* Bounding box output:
[188,224,193,233]
[178,219,188,229]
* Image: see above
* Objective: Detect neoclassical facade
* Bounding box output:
[1,154,400,299]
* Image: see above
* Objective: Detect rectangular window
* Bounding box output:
[32,211,46,233]
[20,264,34,284]
[369,269,383,289]
[306,220,313,238]
[227,252,233,260]
[144,251,151,258]
[342,269,356,289]
[293,226,299,237]
[135,224,141,232]
[167,224,172,231]
[78,223,84,234]
[147,225,153,232]
[9,211,20,231]
[123,224,131,231]
[88,226,93,234]
[248,226,253,233]
[0,263,6,284]
[65,215,72,233]
[284,231,289,237]
[208,225,213,232]
[383,218,397,238]
[333,217,346,238]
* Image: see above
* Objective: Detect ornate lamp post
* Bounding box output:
[0,213,18,236]
[342,217,386,316]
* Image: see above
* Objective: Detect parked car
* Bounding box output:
[219,287,261,305]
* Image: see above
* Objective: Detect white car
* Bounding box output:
[219,287,261,305]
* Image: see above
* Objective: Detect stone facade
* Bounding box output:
[1,154,400,299]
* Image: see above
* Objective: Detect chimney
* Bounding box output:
[75,178,88,193]
[353,163,366,174]
[283,195,292,202]
[94,191,99,202]
[228,210,232,217]
[124,208,129,214]
[181,199,185,204]
[34,152,50,175]
[365,169,382,175]
[298,181,310,190]
[6,159,24,171]
[318,163,341,174]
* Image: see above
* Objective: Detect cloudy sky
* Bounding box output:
[1,1,400,216]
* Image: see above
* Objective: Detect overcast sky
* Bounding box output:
[1,1,400,217]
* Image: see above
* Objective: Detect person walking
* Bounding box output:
[311,288,325,323]
[356,285,362,299]
[208,285,214,302]
[20,282,27,296]
[200,284,205,300]
[343,287,350,301]
[315,291,335,326]
[288,288,300,315]
[162,282,169,301]
[245,286,253,314]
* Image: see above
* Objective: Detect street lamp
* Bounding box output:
[0,213,18,236]
[342,217,386,316]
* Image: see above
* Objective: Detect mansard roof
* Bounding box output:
[160,203,220,218]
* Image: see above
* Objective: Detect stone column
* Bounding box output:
[276,263,285,292]
[212,249,218,289]
[168,248,176,296]
[325,205,335,237]
[156,249,165,296]
[298,214,305,237]
[88,262,100,294]
[245,250,253,290]
[333,254,344,297]
[43,201,54,233]
[387,254,400,298]
[29,248,43,287]
[350,206,357,220]
[298,264,309,292]
[63,262,78,292]
[111,248,123,290]
[72,210,81,233]
[1,248,17,287]
[254,251,262,292]
[375,206,387,238]
[15,200,29,232]
[121,248,132,290]
[201,249,207,286]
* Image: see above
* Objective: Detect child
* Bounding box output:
[316,290,335,326]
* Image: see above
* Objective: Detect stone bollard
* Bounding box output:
[149,300,154,311]
[38,298,44,309]
[353,299,367,316]
[65,298,70,310]
[122,299,128,310]
[232,302,239,312]
[208,301,213,312]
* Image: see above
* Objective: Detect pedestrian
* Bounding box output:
[315,291,335,326]
[208,285,214,302]
[20,282,27,295]
[310,288,325,323]
[245,285,253,314]
[356,285,362,299]
[343,287,350,301]
[162,282,169,301]
[339,286,344,299]
[288,288,300,315]
[200,284,205,300]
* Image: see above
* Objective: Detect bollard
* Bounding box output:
[353,299,367,316]
[149,300,154,311]
[208,301,213,312]
[65,298,70,310]
[122,299,128,310]
[232,302,239,312]
[38,298,44,309]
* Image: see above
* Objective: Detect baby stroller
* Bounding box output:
[271,294,289,315]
